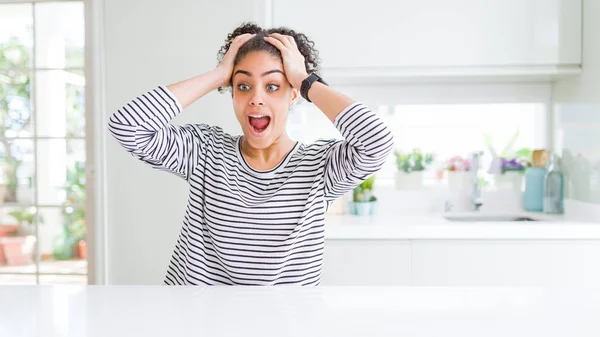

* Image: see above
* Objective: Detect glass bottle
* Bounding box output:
[543,153,565,214]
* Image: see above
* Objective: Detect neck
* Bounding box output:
[241,134,296,170]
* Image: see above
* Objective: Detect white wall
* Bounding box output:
[552,0,600,207]
[104,0,260,284]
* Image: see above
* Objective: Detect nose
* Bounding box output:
[249,90,265,106]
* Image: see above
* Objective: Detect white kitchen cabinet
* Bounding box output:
[321,240,411,285]
[322,238,600,286]
[272,0,581,80]
[411,240,600,286]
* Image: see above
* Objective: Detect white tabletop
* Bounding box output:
[1,285,600,337]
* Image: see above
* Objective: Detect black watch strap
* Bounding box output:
[300,73,327,103]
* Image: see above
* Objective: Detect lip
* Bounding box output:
[246,111,271,118]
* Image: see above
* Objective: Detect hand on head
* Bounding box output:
[262,33,309,89]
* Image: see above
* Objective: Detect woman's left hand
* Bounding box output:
[264,33,309,89]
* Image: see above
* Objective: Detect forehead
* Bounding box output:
[235,51,283,72]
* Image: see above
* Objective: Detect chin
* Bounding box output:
[243,132,275,149]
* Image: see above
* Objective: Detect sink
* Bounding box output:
[443,214,539,222]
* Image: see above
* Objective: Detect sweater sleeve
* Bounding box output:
[107,85,210,180]
[323,102,395,201]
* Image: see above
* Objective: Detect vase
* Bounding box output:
[348,201,377,216]
[495,171,523,190]
[1,235,36,266]
[394,171,423,190]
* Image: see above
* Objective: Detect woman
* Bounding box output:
[108,23,394,285]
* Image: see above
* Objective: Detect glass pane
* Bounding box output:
[36,69,86,137]
[0,274,36,285]
[0,140,34,204]
[0,71,34,138]
[36,140,85,205]
[35,2,85,68]
[381,103,545,184]
[38,207,87,275]
[0,4,33,69]
[40,274,87,285]
[0,205,38,272]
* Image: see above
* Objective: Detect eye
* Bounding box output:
[266,84,280,92]
[237,84,250,91]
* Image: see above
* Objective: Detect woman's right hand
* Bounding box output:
[216,33,255,87]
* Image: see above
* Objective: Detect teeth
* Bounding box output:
[249,115,266,118]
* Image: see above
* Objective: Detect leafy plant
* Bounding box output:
[51,160,86,261]
[62,160,86,242]
[0,37,32,202]
[353,176,377,203]
[7,207,44,236]
[484,130,533,174]
[395,149,434,173]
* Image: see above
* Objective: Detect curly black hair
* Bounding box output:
[217,22,320,93]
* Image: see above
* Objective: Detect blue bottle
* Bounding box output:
[543,153,565,214]
[524,167,546,212]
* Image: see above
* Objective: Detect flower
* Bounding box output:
[500,157,531,173]
[445,156,470,172]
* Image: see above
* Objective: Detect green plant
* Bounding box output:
[51,160,86,261]
[395,149,434,173]
[7,207,44,236]
[484,131,533,174]
[484,130,533,162]
[62,160,86,242]
[1,37,32,202]
[353,176,377,203]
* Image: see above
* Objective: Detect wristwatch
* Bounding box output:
[300,73,328,103]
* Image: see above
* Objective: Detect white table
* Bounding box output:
[1,286,599,337]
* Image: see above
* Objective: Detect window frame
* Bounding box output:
[0,0,100,285]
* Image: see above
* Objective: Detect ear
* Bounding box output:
[289,88,300,106]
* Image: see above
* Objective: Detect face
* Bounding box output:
[232,51,299,149]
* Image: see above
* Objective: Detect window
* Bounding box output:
[288,83,550,187]
[0,1,87,285]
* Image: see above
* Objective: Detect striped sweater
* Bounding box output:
[108,86,394,285]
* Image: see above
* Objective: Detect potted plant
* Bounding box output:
[53,160,86,260]
[349,176,377,216]
[394,149,434,190]
[444,155,472,190]
[0,223,19,264]
[0,207,43,266]
[1,38,32,203]
[484,131,532,190]
[494,156,531,190]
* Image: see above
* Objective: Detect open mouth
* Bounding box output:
[248,115,271,135]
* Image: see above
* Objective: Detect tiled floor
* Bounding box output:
[0,259,88,285]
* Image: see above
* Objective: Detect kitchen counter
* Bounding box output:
[324,213,600,240]
[2,285,600,337]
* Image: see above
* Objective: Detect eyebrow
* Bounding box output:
[233,69,284,77]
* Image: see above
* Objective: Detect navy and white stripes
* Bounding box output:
[108,85,394,285]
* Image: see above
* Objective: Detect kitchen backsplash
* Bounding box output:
[552,0,600,205]
[554,103,600,204]
[331,186,526,217]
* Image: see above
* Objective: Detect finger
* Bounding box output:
[269,33,292,48]
[286,35,297,47]
[232,33,254,46]
[240,33,255,42]
[230,34,255,52]
[263,35,287,52]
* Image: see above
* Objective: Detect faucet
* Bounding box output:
[471,151,484,211]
